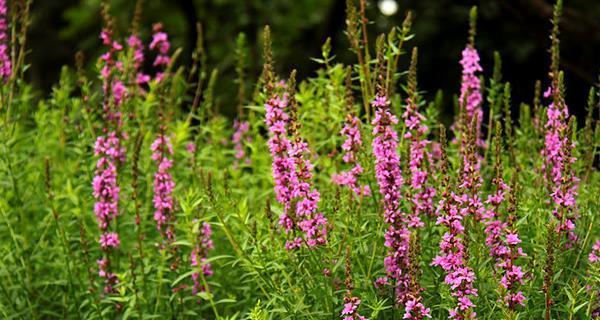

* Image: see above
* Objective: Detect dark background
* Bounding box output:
[27,0,600,120]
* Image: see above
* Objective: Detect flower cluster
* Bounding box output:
[151,134,176,242]
[432,191,478,319]
[458,46,484,148]
[0,0,10,81]
[591,240,600,263]
[93,25,128,294]
[371,94,415,309]
[483,178,526,309]
[265,94,296,212]
[232,119,251,168]
[191,222,214,296]
[265,92,327,250]
[341,296,367,320]
[542,86,579,247]
[332,115,370,197]
[127,34,150,86]
[403,96,435,227]
[288,137,328,249]
[150,23,170,82]
[93,139,122,294]
[100,28,128,113]
[403,296,431,320]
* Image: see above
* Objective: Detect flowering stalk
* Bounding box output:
[432,127,479,319]
[371,43,415,311]
[542,0,579,248]
[404,233,431,319]
[191,221,214,297]
[403,48,435,227]
[232,33,251,168]
[262,30,327,250]
[341,246,367,320]
[126,0,149,90]
[542,79,578,247]
[332,70,370,197]
[0,0,10,82]
[127,34,150,88]
[483,123,526,309]
[457,7,484,149]
[149,23,177,248]
[93,7,127,294]
[149,23,170,82]
[286,71,328,249]
[232,119,251,168]
[459,115,484,223]
[151,134,176,242]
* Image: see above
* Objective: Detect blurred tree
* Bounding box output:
[26,0,600,119]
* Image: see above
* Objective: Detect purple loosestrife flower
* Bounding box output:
[191,222,214,297]
[432,191,479,319]
[371,93,413,306]
[433,123,482,318]
[403,96,435,227]
[459,121,485,223]
[151,134,176,242]
[289,137,328,248]
[264,94,297,221]
[332,115,371,197]
[458,46,484,148]
[149,23,170,82]
[341,297,367,320]
[483,178,527,309]
[93,135,122,294]
[590,241,600,263]
[541,86,579,248]
[342,248,368,320]
[264,75,327,250]
[93,25,128,293]
[232,119,251,168]
[127,34,150,87]
[0,0,10,81]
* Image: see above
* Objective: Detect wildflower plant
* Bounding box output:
[0,1,597,319]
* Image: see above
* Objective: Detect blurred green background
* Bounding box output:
[27,0,600,119]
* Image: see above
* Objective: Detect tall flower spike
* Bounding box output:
[457,6,484,149]
[263,67,327,249]
[261,25,274,96]
[403,47,435,228]
[149,23,171,82]
[93,4,126,294]
[404,233,431,319]
[542,2,579,247]
[127,34,150,87]
[191,221,214,297]
[341,246,367,320]
[332,68,371,197]
[371,41,413,309]
[432,129,479,319]
[232,34,251,169]
[151,133,176,243]
[0,0,10,81]
[287,70,328,249]
[483,122,527,310]
[232,119,251,168]
[127,0,149,88]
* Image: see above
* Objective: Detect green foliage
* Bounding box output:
[0,1,599,319]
